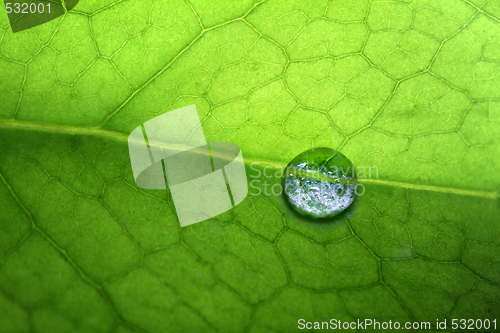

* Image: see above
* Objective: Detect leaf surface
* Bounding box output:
[0,0,499,332]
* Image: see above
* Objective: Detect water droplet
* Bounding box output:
[283,147,357,219]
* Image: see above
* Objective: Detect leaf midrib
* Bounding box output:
[0,119,498,200]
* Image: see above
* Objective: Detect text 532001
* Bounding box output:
[5,3,51,14]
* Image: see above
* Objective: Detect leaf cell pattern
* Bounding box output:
[0,0,499,332]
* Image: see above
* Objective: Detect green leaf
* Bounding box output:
[0,0,499,332]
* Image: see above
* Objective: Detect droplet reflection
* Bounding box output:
[283,148,357,219]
